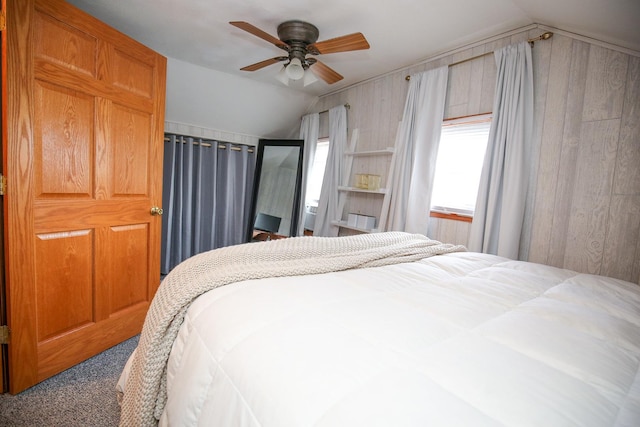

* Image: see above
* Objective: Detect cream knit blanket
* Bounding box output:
[119,232,465,426]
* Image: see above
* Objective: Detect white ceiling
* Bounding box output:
[66,0,640,97]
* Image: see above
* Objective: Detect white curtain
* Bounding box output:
[314,105,347,237]
[385,66,449,234]
[468,41,534,259]
[297,113,320,235]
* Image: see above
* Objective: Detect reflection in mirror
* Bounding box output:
[247,140,304,242]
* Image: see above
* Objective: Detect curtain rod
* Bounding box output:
[310,103,351,116]
[405,31,553,81]
[164,136,254,153]
[319,103,350,114]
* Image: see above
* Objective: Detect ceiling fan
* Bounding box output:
[230,20,370,85]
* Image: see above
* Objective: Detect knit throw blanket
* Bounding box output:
[119,232,465,426]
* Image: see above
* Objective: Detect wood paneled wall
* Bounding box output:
[312,28,640,285]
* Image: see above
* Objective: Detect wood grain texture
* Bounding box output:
[111,103,151,196]
[467,46,487,115]
[112,48,155,98]
[34,80,93,197]
[35,59,154,113]
[7,0,39,392]
[33,10,96,77]
[546,41,590,268]
[563,119,620,274]
[36,305,147,382]
[614,56,640,196]
[33,199,153,233]
[609,55,640,284]
[35,230,93,341]
[0,0,6,394]
[427,216,471,246]
[528,35,574,264]
[601,195,640,282]
[478,53,496,115]
[635,225,640,286]
[109,224,150,313]
[582,46,628,122]
[446,52,473,118]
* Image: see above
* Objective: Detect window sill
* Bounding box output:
[430,210,473,223]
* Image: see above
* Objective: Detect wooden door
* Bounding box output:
[5,0,166,393]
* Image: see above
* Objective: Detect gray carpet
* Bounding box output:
[0,335,139,427]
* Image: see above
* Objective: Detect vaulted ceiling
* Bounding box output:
[67,0,640,97]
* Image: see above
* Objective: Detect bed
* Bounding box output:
[117,232,640,426]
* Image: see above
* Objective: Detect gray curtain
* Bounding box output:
[468,42,534,259]
[161,134,255,274]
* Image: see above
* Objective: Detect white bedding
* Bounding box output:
[125,251,640,426]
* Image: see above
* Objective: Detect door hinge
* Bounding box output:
[0,326,9,344]
[0,174,6,196]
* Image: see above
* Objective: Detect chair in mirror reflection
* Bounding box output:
[252,212,282,241]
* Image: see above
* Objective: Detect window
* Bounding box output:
[305,138,329,209]
[430,114,491,217]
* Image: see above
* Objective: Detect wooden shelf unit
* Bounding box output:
[334,130,394,234]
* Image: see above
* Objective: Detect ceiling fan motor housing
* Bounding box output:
[277,21,319,68]
[277,20,319,45]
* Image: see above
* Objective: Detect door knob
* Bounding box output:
[150,206,164,216]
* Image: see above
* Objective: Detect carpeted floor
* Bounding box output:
[0,335,139,427]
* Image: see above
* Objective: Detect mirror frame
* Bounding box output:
[246,139,304,242]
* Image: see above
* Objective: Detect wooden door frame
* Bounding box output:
[0,0,8,394]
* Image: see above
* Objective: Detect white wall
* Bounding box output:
[165,58,318,142]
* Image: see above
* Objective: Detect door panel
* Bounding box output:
[110,104,151,196]
[111,48,154,98]
[34,80,94,198]
[36,305,148,382]
[33,9,97,77]
[35,230,93,341]
[6,0,166,393]
[109,224,150,313]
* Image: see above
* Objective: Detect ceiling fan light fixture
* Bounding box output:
[303,69,318,86]
[275,65,290,86]
[285,57,305,80]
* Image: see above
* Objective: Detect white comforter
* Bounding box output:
[134,252,640,426]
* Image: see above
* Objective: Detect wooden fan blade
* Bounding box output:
[308,33,370,54]
[240,57,286,72]
[230,21,288,51]
[311,61,343,84]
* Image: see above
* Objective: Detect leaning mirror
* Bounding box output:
[247,139,304,242]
